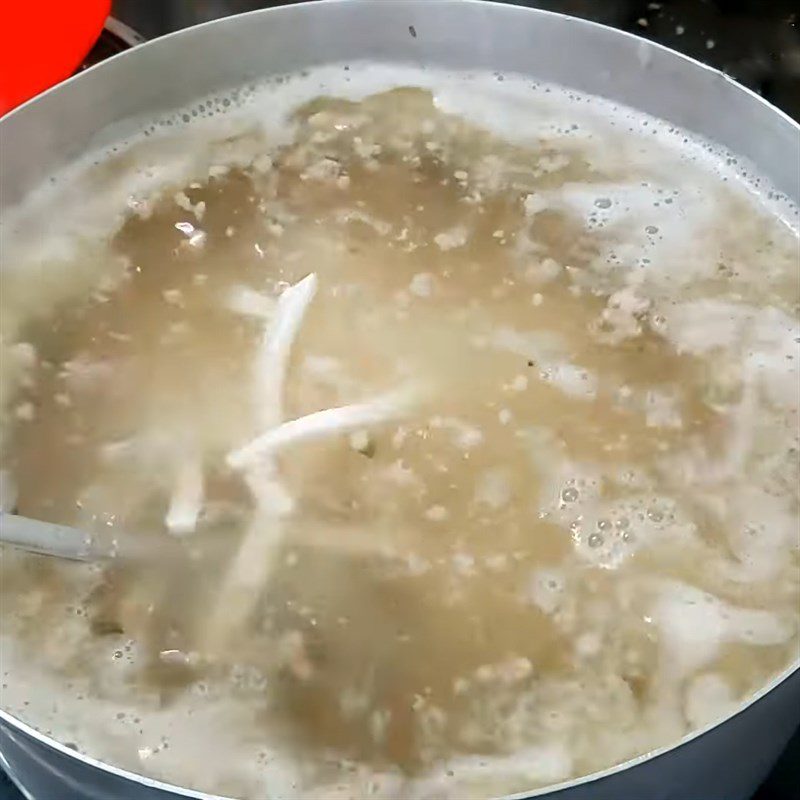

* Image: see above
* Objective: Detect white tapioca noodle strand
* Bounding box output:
[226,387,420,470]
[203,273,318,650]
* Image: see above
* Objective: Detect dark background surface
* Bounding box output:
[2,1,798,798]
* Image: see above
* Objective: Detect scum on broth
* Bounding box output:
[0,70,799,800]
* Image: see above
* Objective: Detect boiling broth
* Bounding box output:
[1,66,798,799]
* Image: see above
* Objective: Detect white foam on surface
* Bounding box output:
[2,62,796,273]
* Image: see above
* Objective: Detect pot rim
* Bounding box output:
[1,1,798,798]
[3,660,799,800]
[3,0,799,141]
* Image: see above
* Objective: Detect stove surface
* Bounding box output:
[2,2,798,798]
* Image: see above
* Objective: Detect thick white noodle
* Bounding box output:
[204,274,317,650]
[227,388,417,470]
[255,273,319,428]
[225,284,277,320]
[165,457,205,536]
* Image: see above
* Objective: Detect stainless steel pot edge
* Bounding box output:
[0,1,798,797]
[2,661,798,800]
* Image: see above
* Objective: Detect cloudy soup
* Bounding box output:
[1,64,798,800]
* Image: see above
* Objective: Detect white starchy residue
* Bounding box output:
[126,196,153,218]
[252,154,273,174]
[162,289,184,306]
[348,429,372,454]
[594,286,650,344]
[59,354,114,392]
[165,458,204,536]
[645,390,683,429]
[699,367,758,484]
[409,272,435,298]
[391,426,409,450]
[10,342,37,369]
[278,630,314,681]
[138,746,154,761]
[353,136,380,160]
[302,354,347,388]
[537,153,570,173]
[208,164,229,179]
[434,225,468,251]
[525,568,566,615]
[14,402,35,421]
[485,554,510,574]
[174,191,205,222]
[684,673,734,729]
[543,363,598,401]
[424,505,449,522]
[660,299,750,356]
[511,374,529,392]
[383,459,422,489]
[166,321,189,338]
[502,656,533,683]
[475,656,533,685]
[301,157,342,183]
[523,193,548,217]
[98,438,135,462]
[415,743,572,798]
[429,416,484,451]
[174,191,193,213]
[574,631,602,657]
[542,257,562,278]
[653,580,794,677]
[337,208,392,236]
[452,551,476,575]
[474,468,512,510]
[370,709,392,744]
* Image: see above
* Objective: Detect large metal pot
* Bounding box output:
[1,2,798,798]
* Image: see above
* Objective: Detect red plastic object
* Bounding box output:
[0,0,111,115]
